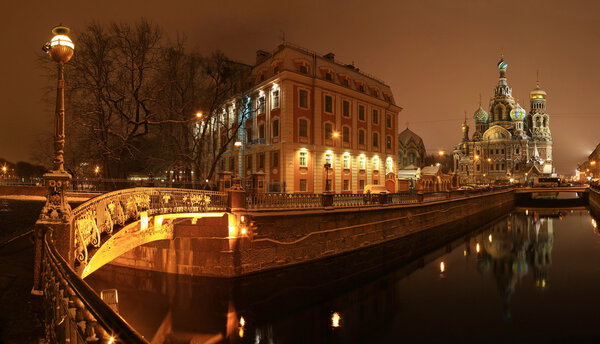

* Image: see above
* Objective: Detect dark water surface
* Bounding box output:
[86,207,600,343]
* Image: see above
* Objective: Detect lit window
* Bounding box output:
[343,155,350,169]
[272,89,280,109]
[325,153,333,165]
[342,127,350,143]
[386,157,393,173]
[373,157,380,170]
[299,151,308,167]
[257,96,265,114]
[299,119,308,138]
[324,95,333,113]
[299,89,309,109]
[359,156,366,170]
[342,100,350,117]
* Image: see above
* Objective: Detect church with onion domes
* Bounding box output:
[453,57,554,184]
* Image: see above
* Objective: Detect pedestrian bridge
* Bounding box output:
[70,188,230,278]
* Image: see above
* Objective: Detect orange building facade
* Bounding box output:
[221,43,402,194]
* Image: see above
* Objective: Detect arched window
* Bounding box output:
[324,122,333,139]
[408,152,415,164]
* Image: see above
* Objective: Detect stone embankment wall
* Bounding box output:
[589,186,600,217]
[0,185,46,196]
[110,189,514,277]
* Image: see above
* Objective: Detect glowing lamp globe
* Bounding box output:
[46,26,74,63]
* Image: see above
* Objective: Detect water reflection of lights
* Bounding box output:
[331,312,341,328]
[526,210,529,215]
[592,219,597,229]
[476,243,481,253]
[108,337,115,344]
[439,261,445,273]
[239,317,246,338]
[488,234,493,243]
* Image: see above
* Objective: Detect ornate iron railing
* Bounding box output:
[42,234,147,343]
[70,188,227,267]
[246,193,322,209]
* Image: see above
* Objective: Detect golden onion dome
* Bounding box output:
[530,85,547,99]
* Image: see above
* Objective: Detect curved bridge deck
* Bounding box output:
[513,186,587,193]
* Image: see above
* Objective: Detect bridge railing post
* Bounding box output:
[227,182,247,211]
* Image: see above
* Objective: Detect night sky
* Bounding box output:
[3,0,600,175]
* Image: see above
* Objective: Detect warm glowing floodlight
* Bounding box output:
[234,141,242,148]
[332,131,340,138]
[438,150,445,156]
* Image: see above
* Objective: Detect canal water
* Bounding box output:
[85,206,600,343]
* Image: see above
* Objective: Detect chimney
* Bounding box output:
[323,52,335,60]
[256,50,270,64]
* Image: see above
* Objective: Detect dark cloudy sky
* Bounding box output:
[3,0,600,175]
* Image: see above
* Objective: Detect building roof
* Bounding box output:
[421,165,440,175]
[399,128,424,147]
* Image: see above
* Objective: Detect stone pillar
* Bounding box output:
[32,171,73,294]
[228,180,247,211]
[322,192,334,208]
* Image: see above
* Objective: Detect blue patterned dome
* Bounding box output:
[473,106,489,122]
[510,103,526,121]
[498,58,508,71]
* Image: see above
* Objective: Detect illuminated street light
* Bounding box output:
[438,150,445,157]
[332,131,340,138]
[331,312,341,328]
[195,111,203,119]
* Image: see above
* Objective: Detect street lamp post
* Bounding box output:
[33,26,75,294]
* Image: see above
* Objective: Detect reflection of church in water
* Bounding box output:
[475,211,554,320]
[454,58,554,184]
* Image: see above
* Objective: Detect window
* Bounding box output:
[408,152,415,164]
[386,135,392,150]
[259,123,265,139]
[343,179,350,191]
[359,156,366,170]
[257,96,265,114]
[372,90,379,98]
[300,179,307,192]
[272,119,279,137]
[373,179,379,185]
[272,89,280,109]
[373,157,380,170]
[342,100,350,117]
[516,147,520,154]
[359,180,365,190]
[372,132,379,147]
[325,72,333,81]
[342,126,350,143]
[299,89,309,109]
[343,155,350,169]
[372,109,379,124]
[325,153,333,165]
[324,123,333,140]
[358,129,365,145]
[299,119,308,138]
[358,105,365,121]
[299,65,308,74]
[272,151,279,167]
[258,153,265,169]
[386,157,393,173]
[359,84,365,92]
[386,114,392,129]
[246,125,253,141]
[476,164,480,171]
[324,95,333,113]
[247,155,253,170]
[299,151,308,167]
[343,79,350,87]
[273,65,279,74]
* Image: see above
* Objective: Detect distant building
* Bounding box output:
[453,57,554,184]
[397,128,426,170]
[579,143,600,181]
[220,43,402,193]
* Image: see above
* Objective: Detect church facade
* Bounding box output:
[453,58,553,184]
